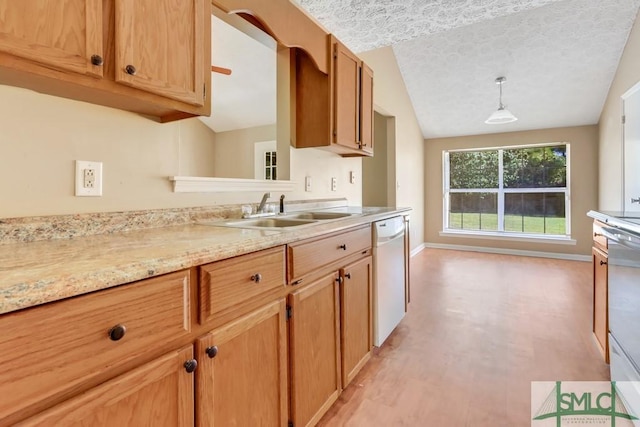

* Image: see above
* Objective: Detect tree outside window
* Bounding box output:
[444,144,569,237]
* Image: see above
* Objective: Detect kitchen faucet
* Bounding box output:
[257,192,271,214]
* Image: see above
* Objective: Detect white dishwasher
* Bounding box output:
[373,216,406,347]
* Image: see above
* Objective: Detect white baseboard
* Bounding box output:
[423,242,591,262]
[410,243,426,258]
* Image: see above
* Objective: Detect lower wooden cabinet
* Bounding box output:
[18,346,196,427]
[289,272,342,427]
[593,246,609,362]
[195,299,288,427]
[6,226,378,427]
[340,256,373,387]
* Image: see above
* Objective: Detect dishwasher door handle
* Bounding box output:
[377,231,405,245]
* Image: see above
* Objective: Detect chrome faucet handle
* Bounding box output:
[257,192,271,213]
[632,197,640,204]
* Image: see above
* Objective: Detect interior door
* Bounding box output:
[623,82,640,212]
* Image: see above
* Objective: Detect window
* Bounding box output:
[443,143,570,238]
[265,151,277,180]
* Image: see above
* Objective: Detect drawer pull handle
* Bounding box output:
[184,359,198,373]
[345,273,351,279]
[206,346,219,359]
[338,244,347,250]
[125,64,137,75]
[108,324,127,341]
[600,260,608,266]
[250,273,263,283]
[90,54,103,66]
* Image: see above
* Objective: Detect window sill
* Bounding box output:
[439,230,576,245]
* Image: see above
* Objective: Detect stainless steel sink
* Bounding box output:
[200,217,318,230]
[283,211,353,220]
[198,210,354,230]
[225,218,317,228]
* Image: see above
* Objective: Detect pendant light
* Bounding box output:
[485,76,518,124]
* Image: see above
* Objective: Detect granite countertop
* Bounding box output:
[0,206,409,315]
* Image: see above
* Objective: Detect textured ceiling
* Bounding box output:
[295,0,640,138]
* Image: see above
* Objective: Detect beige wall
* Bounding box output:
[0,85,362,218]
[212,124,276,179]
[599,9,640,211]
[425,125,599,256]
[360,46,425,251]
[362,112,390,206]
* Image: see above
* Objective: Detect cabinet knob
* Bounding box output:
[600,260,608,266]
[90,54,104,66]
[335,276,343,285]
[206,346,219,359]
[108,324,127,341]
[125,65,137,75]
[184,359,198,373]
[345,272,351,279]
[338,244,347,250]
[250,273,262,283]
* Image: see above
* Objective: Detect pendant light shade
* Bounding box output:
[485,77,517,124]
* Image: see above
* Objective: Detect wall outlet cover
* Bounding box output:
[331,177,337,191]
[305,176,312,192]
[75,160,103,197]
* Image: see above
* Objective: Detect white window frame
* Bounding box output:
[442,142,571,240]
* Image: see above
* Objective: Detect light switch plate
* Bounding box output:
[349,171,356,184]
[305,176,312,192]
[75,160,103,196]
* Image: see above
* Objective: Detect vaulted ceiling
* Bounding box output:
[295,0,640,138]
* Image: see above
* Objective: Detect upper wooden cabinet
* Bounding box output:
[0,0,103,77]
[294,36,374,157]
[0,0,210,121]
[114,0,206,106]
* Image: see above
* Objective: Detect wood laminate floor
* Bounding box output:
[318,249,609,426]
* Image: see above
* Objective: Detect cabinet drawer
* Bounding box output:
[199,246,286,324]
[593,220,608,251]
[0,270,191,424]
[288,225,371,281]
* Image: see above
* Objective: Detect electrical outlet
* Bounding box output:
[349,171,356,184]
[305,176,312,192]
[331,177,337,192]
[75,160,103,197]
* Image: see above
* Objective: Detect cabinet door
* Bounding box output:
[195,299,288,427]
[593,246,609,362]
[333,40,360,151]
[359,62,374,155]
[289,272,341,427]
[19,346,195,427]
[114,0,207,106]
[340,256,372,387]
[0,0,103,77]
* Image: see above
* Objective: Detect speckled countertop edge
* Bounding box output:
[0,207,410,315]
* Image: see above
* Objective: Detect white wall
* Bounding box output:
[359,47,425,251]
[0,85,361,218]
[599,9,640,210]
